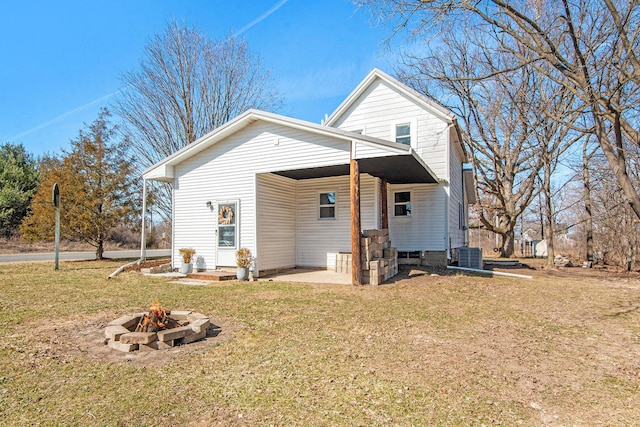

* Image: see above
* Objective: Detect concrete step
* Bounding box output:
[186,271,237,281]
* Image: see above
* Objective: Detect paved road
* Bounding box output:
[0,249,171,263]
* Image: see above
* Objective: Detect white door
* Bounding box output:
[216,201,238,267]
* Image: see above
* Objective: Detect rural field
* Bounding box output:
[0,259,638,426]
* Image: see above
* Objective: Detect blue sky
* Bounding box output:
[0,0,401,157]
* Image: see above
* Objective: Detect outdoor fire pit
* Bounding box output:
[104,301,211,352]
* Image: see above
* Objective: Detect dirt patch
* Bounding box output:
[16,312,236,367]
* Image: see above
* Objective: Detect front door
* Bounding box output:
[216,201,238,267]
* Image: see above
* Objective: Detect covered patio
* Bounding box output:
[266,149,439,285]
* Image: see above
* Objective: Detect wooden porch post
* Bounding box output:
[350,157,362,286]
[380,178,388,230]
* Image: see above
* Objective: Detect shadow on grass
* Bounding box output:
[382,265,458,284]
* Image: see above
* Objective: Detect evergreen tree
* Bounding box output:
[20,109,137,259]
[0,143,39,238]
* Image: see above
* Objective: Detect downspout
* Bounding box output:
[445,123,453,261]
[253,173,259,278]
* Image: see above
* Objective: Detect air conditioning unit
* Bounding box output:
[458,247,483,269]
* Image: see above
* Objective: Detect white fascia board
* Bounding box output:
[142,164,174,182]
[450,118,468,163]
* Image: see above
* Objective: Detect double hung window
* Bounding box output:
[319,192,336,219]
[395,123,411,145]
[394,191,411,217]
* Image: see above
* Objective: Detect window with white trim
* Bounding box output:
[395,123,411,145]
[394,191,411,217]
[319,192,336,219]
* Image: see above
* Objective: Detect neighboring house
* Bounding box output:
[142,68,475,282]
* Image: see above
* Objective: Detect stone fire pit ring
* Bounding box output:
[105,310,211,352]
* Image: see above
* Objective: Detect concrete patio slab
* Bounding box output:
[258,269,351,285]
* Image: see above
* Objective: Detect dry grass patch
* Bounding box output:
[0,260,639,425]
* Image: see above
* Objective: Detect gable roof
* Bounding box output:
[326,68,455,125]
[324,68,467,162]
[143,108,439,184]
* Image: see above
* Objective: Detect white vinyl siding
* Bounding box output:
[296,174,378,269]
[387,183,447,251]
[331,79,449,178]
[256,173,296,271]
[172,121,352,269]
[350,139,409,160]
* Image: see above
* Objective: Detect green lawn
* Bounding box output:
[1,260,638,426]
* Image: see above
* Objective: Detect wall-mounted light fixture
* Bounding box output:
[206,201,212,209]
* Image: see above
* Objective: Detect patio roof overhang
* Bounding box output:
[272,153,439,184]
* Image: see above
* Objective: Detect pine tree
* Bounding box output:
[0,143,39,238]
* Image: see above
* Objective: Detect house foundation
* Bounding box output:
[396,250,448,267]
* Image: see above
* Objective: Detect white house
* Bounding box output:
[142,68,475,284]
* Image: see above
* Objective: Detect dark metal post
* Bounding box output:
[52,183,60,270]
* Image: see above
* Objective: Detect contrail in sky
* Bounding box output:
[10,0,289,141]
[236,0,289,35]
[9,89,124,141]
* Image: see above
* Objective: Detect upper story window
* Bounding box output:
[394,191,411,217]
[319,192,336,219]
[395,123,411,145]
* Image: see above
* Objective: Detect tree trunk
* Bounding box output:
[96,239,104,260]
[350,158,362,286]
[501,229,515,258]
[543,156,556,269]
[582,140,594,263]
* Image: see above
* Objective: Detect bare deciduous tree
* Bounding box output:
[533,79,583,267]
[398,32,551,257]
[357,0,640,220]
[581,136,598,263]
[115,21,283,218]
